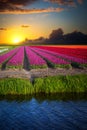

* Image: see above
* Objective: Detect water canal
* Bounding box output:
[0,93,87,130]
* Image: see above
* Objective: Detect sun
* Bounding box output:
[12,36,23,45]
[10,33,24,45]
[13,38,20,43]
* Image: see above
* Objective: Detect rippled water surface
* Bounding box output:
[0,94,87,130]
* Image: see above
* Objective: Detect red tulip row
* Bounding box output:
[29,47,70,65]
[31,46,87,64]
[32,46,87,60]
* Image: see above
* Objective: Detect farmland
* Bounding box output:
[0,45,87,94]
[0,45,87,70]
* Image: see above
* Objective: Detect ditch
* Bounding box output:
[23,47,31,71]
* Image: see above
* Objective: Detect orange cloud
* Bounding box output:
[21,25,29,28]
[0,0,84,14]
[0,27,7,30]
[0,7,64,14]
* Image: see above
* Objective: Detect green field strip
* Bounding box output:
[30,64,47,69]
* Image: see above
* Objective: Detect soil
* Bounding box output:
[23,47,30,71]
[0,67,87,80]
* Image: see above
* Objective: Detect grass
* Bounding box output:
[0,74,87,95]
[55,64,72,69]
[30,64,72,69]
[30,64,47,69]
[81,64,87,68]
[7,65,23,69]
[0,78,33,95]
[3,64,47,70]
[0,46,17,55]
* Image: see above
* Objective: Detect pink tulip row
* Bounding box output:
[0,47,19,64]
[25,46,46,66]
[7,46,24,66]
[29,47,69,65]
[31,47,87,64]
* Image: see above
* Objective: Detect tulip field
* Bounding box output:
[7,47,24,68]
[0,46,87,70]
[31,47,87,64]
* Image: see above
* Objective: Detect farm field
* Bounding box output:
[0,45,87,70]
[0,45,87,94]
[1,2,87,129]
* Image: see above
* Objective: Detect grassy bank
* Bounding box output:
[0,74,87,95]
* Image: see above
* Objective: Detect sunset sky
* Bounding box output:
[0,0,87,44]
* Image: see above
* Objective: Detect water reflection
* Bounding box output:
[0,93,87,130]
[0,93,87,102]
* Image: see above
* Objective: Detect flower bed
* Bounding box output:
[30,47,70,67]
[31,46,87,64]
[0,48,19,64]
[32,46,87,60]
[25,47,47,69]
[7,47,24,68]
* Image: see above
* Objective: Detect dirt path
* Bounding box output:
[30,67,87,78]
[0,67,87,80]
[0,69,31,79]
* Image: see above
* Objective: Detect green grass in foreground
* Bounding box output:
[0,74,87,95]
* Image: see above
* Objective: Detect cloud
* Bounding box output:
[0,0,64,14]
[0,0,37,7]
[0,0,84,14]
[77,0,83,4]
[0,6,64,14]
[0,27,7,30]
[0,0,38,13]
[45,0,76,6]
[21,25,29,28]
[45,0,84,6]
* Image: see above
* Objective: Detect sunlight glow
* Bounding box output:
[12,36,23,45]
[13,38,20,43]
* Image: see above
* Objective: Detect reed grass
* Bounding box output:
[0,74,87,95]
[0,78,33,95]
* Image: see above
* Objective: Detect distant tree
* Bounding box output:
[49,28,64,40]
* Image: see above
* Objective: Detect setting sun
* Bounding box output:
[13,38,21,44]
[11,35,24,45]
